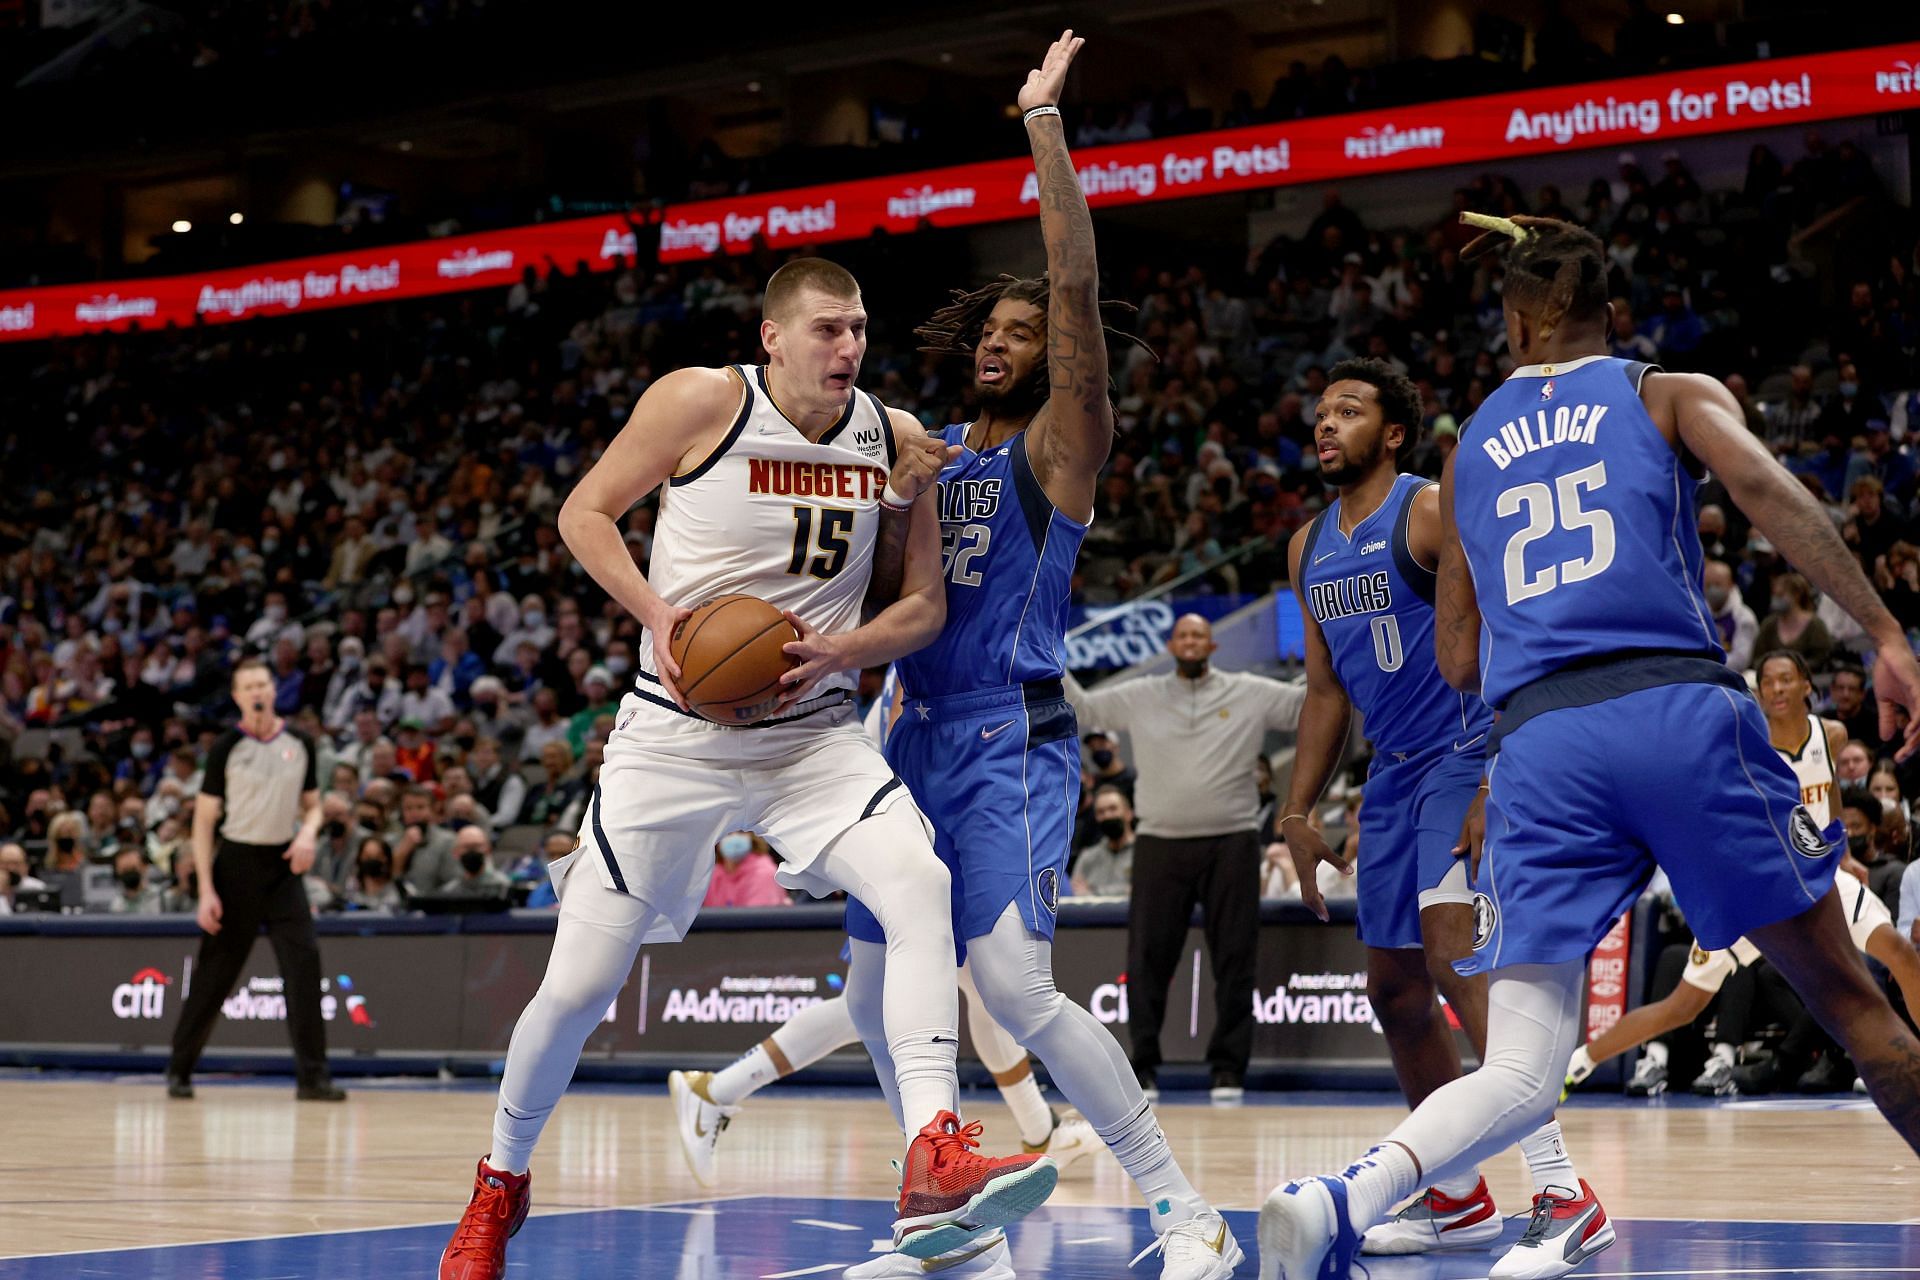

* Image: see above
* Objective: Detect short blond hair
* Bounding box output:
[763,258,860,323]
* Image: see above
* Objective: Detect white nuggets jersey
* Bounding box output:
[1782,713,1836,827]
[639,364,895,701]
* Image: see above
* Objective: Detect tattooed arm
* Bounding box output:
[1435,449,1483,693]
[1017,30,1112,524]
[1660,371,1920,756]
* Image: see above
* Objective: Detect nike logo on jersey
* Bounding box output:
[1359,539,1387,556]
[1313,550,1338,565]
[980,720,1018,741]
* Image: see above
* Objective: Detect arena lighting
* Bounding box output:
[1667,12,1685,23]
[746,80,762,93]
[398,140,414,151]
[228,212,244,226]
[170,219,191,233]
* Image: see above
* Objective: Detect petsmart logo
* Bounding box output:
[1343,124,1445,161]
[886,185,977,220]
[437,248,515,279]
[112,966,172,1019]
[1877,60,1917,96]
[1253,972,1380,1032]
[74,294,158,324]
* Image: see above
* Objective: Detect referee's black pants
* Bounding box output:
[1126,829,1260,1082]
[168,840,330,1086]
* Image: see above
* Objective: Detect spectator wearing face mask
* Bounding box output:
[0,842,47,914]
[466,737,527,830]
[467,677,527,751]
[1754,572,1834,673]
[42,812,87,907]
[308,792,366,899]
[519,687,569,763]
[392,784,459,893]
[109,847,164,915]
[1072,786,1136,897]
[1839,788,1909,915]
[115,726,163,793]
[1703,559,1758,672]
[345,836,405,914]
[566,666,618,756]
[1081,728,1137,801]
[442,824,511,900]
[336,657,401,730]
[1826,664,1885,757]
[701,831,790,907]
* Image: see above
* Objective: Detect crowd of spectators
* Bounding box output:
[1,118,1917,929]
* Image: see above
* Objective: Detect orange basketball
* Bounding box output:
[669,594,800,724]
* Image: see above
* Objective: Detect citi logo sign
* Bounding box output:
[112,967,171,1019]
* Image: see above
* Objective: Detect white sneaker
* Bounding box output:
[845,1231,1014,1278]
[1024,1110,1100,1178]
[1257,1176,1359,1280]
[1690,1057,1736,1097]
[667,1070,738,1187]
[1488,1181,1616,1279]
[1131,1212,1243,1280]
[1361,1177,1503,1254]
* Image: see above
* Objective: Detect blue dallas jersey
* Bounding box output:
[1454,354,1721,708]
[1299,473,1491,758]
[895,424,1086,699]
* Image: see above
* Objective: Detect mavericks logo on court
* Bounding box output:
[1036,868,1059,914]
[1471,892,1499,951]
[1788,805,1830,858]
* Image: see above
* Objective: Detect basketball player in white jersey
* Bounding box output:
[439,258,1058,1280]
[1564,648,1920,1098]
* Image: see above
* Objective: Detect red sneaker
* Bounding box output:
[892,1112,1058,1259]
[439,1158,532,1280]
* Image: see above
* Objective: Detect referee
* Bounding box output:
[167,659,345,1101]
[1065,614,1303,1098]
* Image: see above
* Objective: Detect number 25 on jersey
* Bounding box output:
[1496,461,1616,605]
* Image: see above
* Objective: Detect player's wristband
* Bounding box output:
[879,483,913,513]
[1022,105,1061,125]
[1277,812,1311,828]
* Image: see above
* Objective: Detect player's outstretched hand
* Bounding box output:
[1017,28,1085,113]
[888,434,962,504]
[1872,645,1920,762]
[1280,814,1350,923]
[777,610,848,713]
[642,598,696,710]
[1453,785,1488,880]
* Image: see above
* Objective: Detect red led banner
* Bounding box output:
[655,42,1920,261]
[1,43,1915,341]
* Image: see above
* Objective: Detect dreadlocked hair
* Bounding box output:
[1458,213,1608,340]
[913,274,1156,402]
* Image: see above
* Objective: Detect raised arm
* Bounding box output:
[1435,450,1482,693]
[1018,30,1113,522]
[1659,371,1920,756]
[557,366,741,707]
[1281,524,1356,919]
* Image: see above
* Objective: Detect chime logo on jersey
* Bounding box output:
[1471,892,1499,951]
[1788,806,1830,858]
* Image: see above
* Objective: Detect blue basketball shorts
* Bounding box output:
[1356,740,1486,950]
[1458,666,1841,978]
[845,680,1079,962]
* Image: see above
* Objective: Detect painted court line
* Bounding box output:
[792,1219,863,1231]
[761,1266,843,1278]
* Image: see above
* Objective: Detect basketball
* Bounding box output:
[669,594,800,724]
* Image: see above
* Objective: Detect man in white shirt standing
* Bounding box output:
[1065,614,1304,1098]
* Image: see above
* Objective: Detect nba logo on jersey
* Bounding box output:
[1540,379,1555,401]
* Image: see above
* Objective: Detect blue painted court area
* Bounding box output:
[9,1197,1918,1279]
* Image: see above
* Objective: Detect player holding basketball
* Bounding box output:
[439,258,1058,1280]
[1564,649,1920,1097]
[827,31,1245,1280]
[1257,212,1920,1280]
[1284,357,1604,1276]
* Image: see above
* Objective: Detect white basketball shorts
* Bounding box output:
[1680,865,1890,993]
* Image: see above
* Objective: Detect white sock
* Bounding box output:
[1433,1165,1482,1199]
[1097,1100,1208,1229]
[1341,1142,1422,1228]
[1644,1039,1670,1069]
[1565,1044,1596,1085]
[1517,1120,1579,1194]
[708,1044,777,1107]
[1710,1041,1734,1066]
[999,1070,1057,1148]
